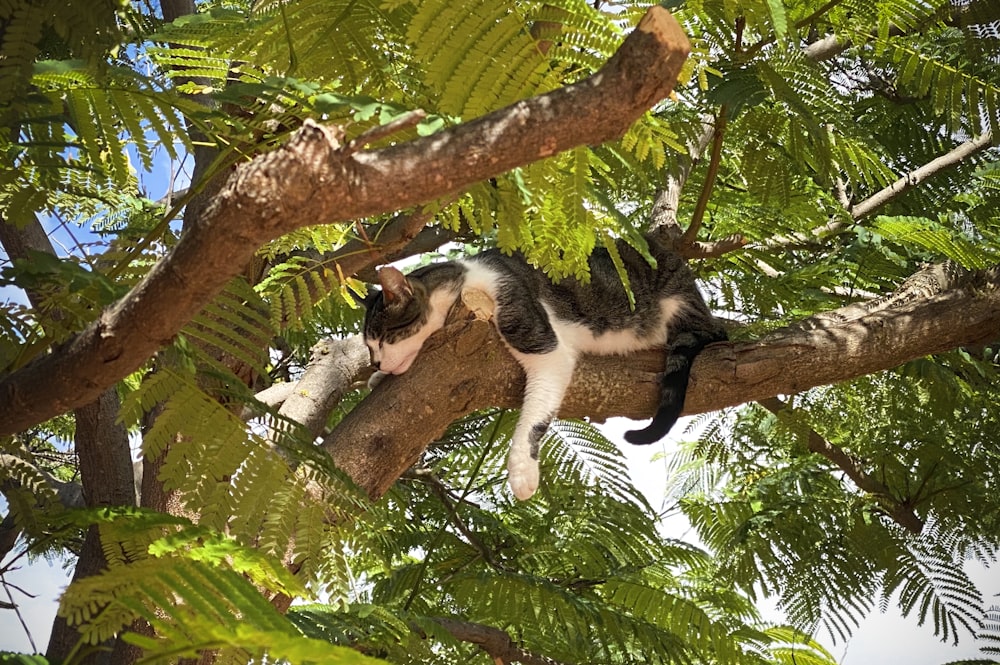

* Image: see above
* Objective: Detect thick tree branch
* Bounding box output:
[650,116,715,234]
[322,263,1000,500]
[269,336,369,441]
[0,7,691,438]
[757,397,924,534]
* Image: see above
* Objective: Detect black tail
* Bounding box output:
[624,329,724,445]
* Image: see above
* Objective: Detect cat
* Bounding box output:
[361,230,726,500]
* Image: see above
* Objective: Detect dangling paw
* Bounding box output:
[507,453,540,501]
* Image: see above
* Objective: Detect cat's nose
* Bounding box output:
[373,361,380,370]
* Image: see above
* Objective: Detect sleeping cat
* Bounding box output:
[362,231,725,500]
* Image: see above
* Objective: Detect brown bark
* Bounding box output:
[47,390,136,665]
[0,216,138,664]
[0,6,692,438]
[322,264,1000,500]
[428,617,572,665]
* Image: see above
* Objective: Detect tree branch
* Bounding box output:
[0,6,692,438]
[650,116,715,234]
[405,469,506,570]
[680,107,726,246]
[677,234,748,259]
[849,131,995,220]
[268,336,370,441]
[756,397,924,534]
[427,617,574,665]
[322,263,1000,499]
[738,131,995,259]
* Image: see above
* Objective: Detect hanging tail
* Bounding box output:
[624,328,725,445]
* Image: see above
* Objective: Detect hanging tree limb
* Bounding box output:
[0,6,692,438]
[425,617,574,665]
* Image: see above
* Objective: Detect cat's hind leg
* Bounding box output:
[506,346,577,500]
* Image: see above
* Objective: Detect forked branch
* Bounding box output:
[0,7,693,437]
[757,397,924,534]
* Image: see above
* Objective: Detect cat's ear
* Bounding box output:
[377,266,413,305]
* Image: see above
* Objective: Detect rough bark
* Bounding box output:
[271,336,370,440]
[47,392,136,665]
[322,264,1000,499]
[0,216,138,664]
[0,6,692,438]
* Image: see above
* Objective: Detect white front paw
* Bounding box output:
[507,455,540,501]
[367,370,389,390]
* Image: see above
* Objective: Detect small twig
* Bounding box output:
[410,469,505,570]
[346,109,428,153]
[742,0,849,60]
[680,108,727,246]
[2,572,37,652]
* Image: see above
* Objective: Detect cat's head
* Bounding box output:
[362,266,431,375]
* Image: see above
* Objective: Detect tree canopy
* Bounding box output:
[0,0,999,664]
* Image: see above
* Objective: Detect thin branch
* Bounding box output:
[407,469,505,570]
[252,381,297,409]
[728,131,996,261]
[346,109,427,153]
[742,0,849,60]
[268,336,370,442]
[1,575,37,652]
[427,617,575,665]
[677,234,747,259]
[757,397,924,534]
[850,131,995,220]
[680,108,727,246]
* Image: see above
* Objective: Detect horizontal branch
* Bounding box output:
[427,617,573,665]
[322,263,1000,499]
[0,7,692,438]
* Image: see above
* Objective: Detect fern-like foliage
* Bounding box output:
[0,59,191,230]
[54,510,380,665]
[673,367,1000,644]
[3,0,1000,663]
